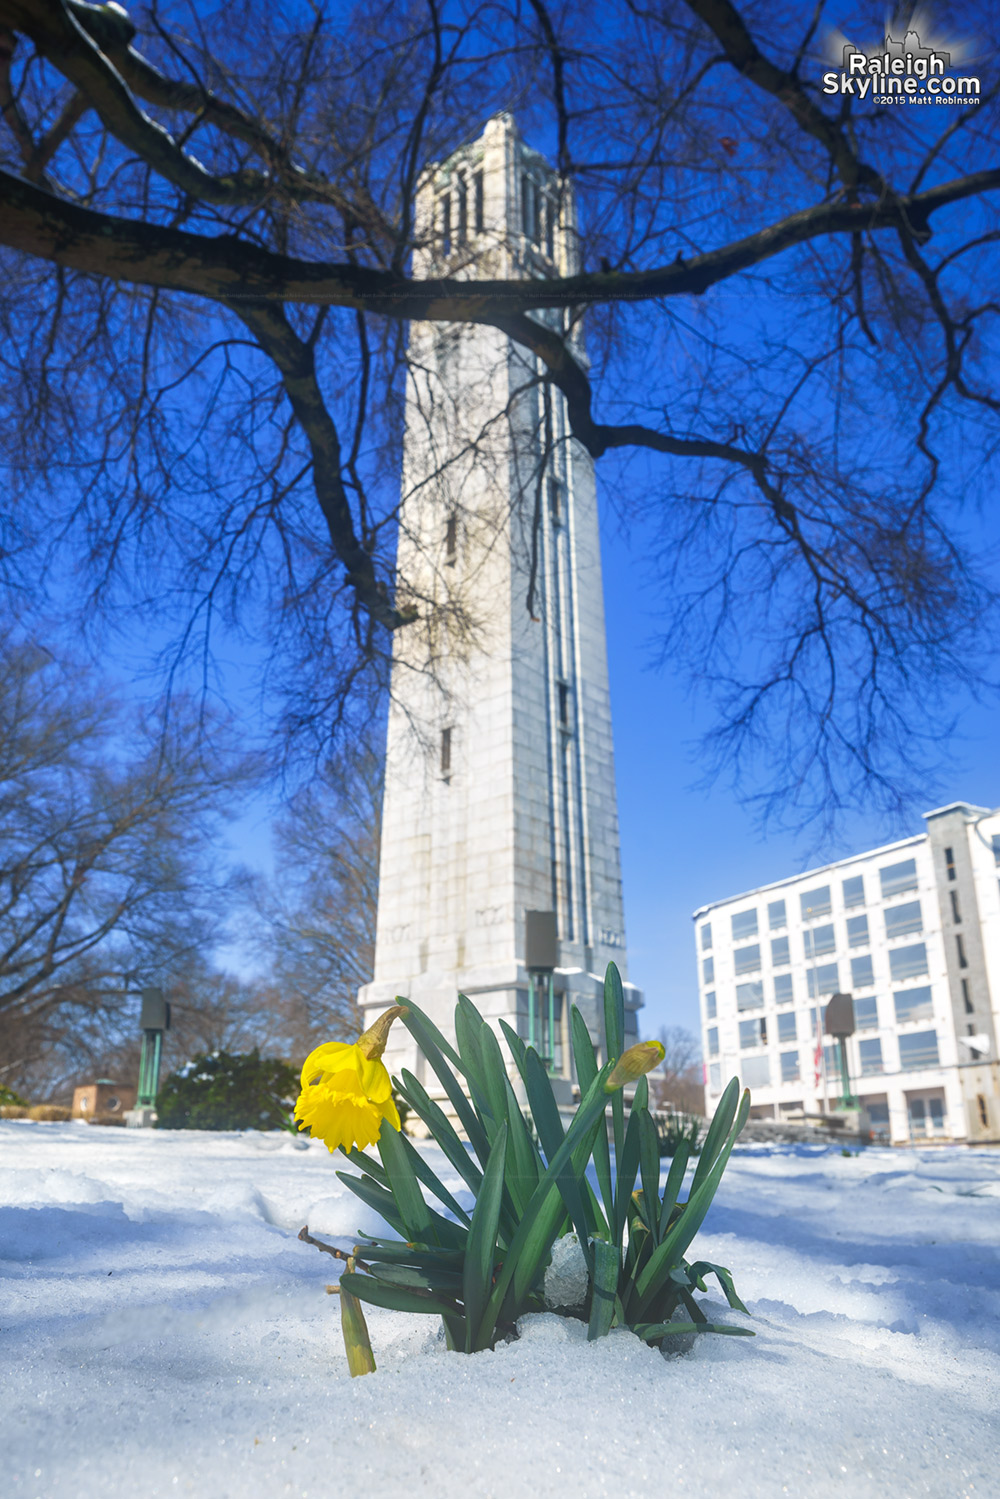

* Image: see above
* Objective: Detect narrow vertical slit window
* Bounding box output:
[457,176,468,244]
[521,174,532,238]
[956,933,968,968]
[440,192,451,256]
[445,514,457,566]
[950,888,961,923]
[557,680,569,726]
[549,476,562,525]
[962,977,973,1013]
[440,727,452,776]
[474,170,484,231]
[944,846,956,880]
[545,193,555,258]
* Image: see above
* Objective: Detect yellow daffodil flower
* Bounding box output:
[295,1005,408,1152]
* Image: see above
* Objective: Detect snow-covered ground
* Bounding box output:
[2,1120,998,1499]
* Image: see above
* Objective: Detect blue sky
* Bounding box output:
[601,509,1000,1039]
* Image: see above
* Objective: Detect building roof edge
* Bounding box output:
[690,827,928,921]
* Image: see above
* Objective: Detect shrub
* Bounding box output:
[156,1049,299,1131]
[0,1085,28,1108]
[324,964,750,1365]
[655,1111,704,1158]
[27,1104,72,1121]
[0,1105,29,1118]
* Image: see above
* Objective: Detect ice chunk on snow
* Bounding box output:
[542,1231,589,1310]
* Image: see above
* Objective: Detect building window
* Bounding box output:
[440,191,452,255]
[768,899,787,930]
[456,175,468,243]
[884,900,922,939]
[807,963,840,998]
[850,954,875,989]
[549,476,563,525]
[803,923,835,958]
[800,885,831,918]
[889,943,928,983]
[846,914,869,948]
[867,1100,890,1140]
[956,933,969,969]
[731,909,759,941]
[742,1054,771,1088]
[898,1026,939,1069]
[736,981,765,1011]
[473,169,484,231]
[774,973,794,1005]
[880,858,918,899]
[944,845,956,880]
[777,1011,797,1043]
[521,174,541,242]
[950,889,961,924]
[842,874,865,908]
[739,1017,766,1049]
[893,985,933,1024]
[992,833,1000,867]
[858,1038,884,1076]
[771,935,790,967]
[854,995,878,1030]
[545,193,555,258]
[445,513,457,565]
[702,956,714,984]
[962,978,974,1014]
[734,943,761,975]
[557,680,570,726]
[709,1062,722,1092]
[440,727,452,776]
[705,990,717,1020]
[780,1050,800,1082]
[707,1026,719,1057]
[907,1096,945,1136]
[700,922,712,951]
[978,1094,990,1128]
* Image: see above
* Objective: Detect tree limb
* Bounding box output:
[2,164,996,314]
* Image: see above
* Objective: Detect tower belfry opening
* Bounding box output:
[359,115,642,1101]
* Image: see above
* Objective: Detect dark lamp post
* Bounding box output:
[125,986,171,1127]
[525,910,559,1074]
[824,992,858,1108]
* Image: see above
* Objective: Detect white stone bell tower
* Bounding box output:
[359,115,642,1093]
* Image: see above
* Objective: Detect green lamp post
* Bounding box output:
[824,992,858,1109]
[525,910,559,1075]
[126,987,171,1127]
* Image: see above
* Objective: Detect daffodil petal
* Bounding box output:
[294,1042,401,1152]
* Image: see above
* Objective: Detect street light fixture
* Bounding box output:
[125,986,171,1128]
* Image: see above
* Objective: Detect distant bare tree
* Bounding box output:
[0,2,998,820]
[248,739,381,1054]
[0,632,254,1096]
[648,1024,705,1116]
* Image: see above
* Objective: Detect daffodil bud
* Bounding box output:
[357,1003,409,1061]
[604,1039,665,1092]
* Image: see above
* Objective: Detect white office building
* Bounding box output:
[694,803,1000,1144]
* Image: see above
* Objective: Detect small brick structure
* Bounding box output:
[72,1079,136,1120]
